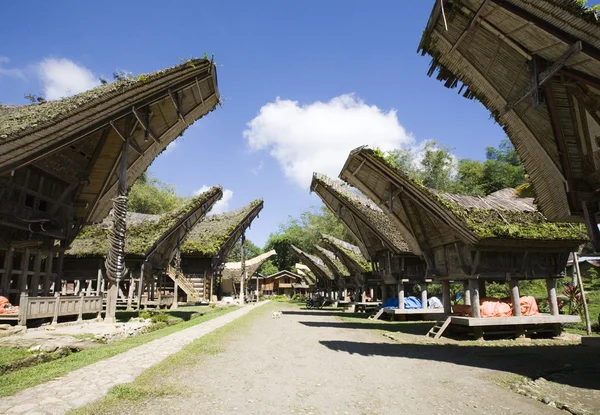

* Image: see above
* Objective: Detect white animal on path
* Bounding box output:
[272,311,282,319]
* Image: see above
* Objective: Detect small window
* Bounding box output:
[38,200,48,212]
[25,194,35,208]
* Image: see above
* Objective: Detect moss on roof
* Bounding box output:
[66,185,222,258]
[181,199,263,256]
[364,148,587,242]
[322,235,372,272]
[315,245,350,277]
[0,58,211,140]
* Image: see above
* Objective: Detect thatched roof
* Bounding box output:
[418,0,600,224]
[295,264,317,286]
[320,234,372,274]
[291,245,334,281]
[0,58,220,242]
[181,199,263,262]
[311,173,412,259]
[66,185,222,267]
[221,250,277,283]
[340,147,587,251]
[314,245,350,278]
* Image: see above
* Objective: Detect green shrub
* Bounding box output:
[291,293,306,302]
[151,313,169,324]
[138,311,151,319]
[486,282,510,298]
[270,295,289,302]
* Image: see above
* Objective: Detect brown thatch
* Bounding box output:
[181,199,263,263]
[418,0,600,227]
[314,245,350,278]
[310,173,412,259]
[291,245,334,281]
[220,250,277,283]
[0,58,220,246]
[66,185,222,268]
[340,147,586,252]
[320,234,371,274]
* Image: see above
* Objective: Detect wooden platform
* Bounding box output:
[383,308,445,315]
[450,314,581,327]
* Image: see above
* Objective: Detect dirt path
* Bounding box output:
[134,303,562,415]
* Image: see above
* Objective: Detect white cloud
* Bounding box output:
[0,56,25,80]
[194,186,234,215]
[251,160,264,175]
[243,94,414,189]
[37,58,100,100]
[163,141,177,155]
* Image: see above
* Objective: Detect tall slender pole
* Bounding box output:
[240,233,246,305]
[573,252,592,335]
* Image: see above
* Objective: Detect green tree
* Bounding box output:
[258,259,279,276]
[227,239,262,262]
[128,171,187,214]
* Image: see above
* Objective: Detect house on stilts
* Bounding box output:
[0,58,220,324]
[341,147,586,338]
[221,249,276,299]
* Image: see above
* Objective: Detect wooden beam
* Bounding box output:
[450,0,490,54]
[1,247,14,295]
[43,252,54,296]
[168,89,186,124]
[195,77,206,108]
[109,121,143,156]
[132,106,160,144]
[30,250,42,297]
[582,201,600,252]
[18,248,30,294]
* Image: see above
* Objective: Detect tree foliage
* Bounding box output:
[128,171,188,214]
[227,239,262,262]
[263,206,356,271]
[383,138,527,196]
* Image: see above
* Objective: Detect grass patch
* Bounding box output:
[0,306,239,398]
[0,347,31,367]
[70,302,272,415]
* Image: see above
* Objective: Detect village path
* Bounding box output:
[0,303,268,415]
[135,303,562,415]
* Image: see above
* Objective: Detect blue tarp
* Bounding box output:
[382,296,422,309]
[382,298,399,309]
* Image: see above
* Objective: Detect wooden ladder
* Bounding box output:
[166,266,200,301]
[368,308,385,320]
[426,317,452,339]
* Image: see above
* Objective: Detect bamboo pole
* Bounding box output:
[240,233,246,305]
[573,252,592,335]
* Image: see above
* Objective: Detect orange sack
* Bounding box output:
[480,297,513,317]
[518,296,539,316]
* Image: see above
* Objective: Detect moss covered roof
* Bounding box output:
[365,148,587,242]
[291,245,334,280]
[315,245,350,277]
[312,173,411,253]
[0,58,211,140]
[181,199,263,257]
[221,250,277,283]
[66,185,222,258]
[321,234,372,272]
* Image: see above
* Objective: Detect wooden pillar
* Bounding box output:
[18,293,28,326]
[86,280,93,295]
[126,278,135,310]
[18,248,31,296]
[209,273,214,303]
[546,278,559,316]
[104,281,118,323]
[369,287,374,300]
[137,264,145,310]
[420,283,427,309]
[52,294,60,324]
[171,275,179,310]
[75,279,81,294]
[469,279,481,318]
[1,247,14,296]
[442,280,451,314]
[240,234,246,305]
[381,284,388,302]
[96,265,103,296]
[509,279,521,317]
[53,250,64,295]
[398,282,405,309]
[77,294,85,321]
[463,281,471,306]
[573,252,592,335]
[478,280,487,299]
[30,250,42,297]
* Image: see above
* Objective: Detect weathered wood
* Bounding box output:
[509,279,521,317]
[132,106,160,144]
[381,284,388,302]
[463,281,471,306]
[450,0,490,54]
[469,279,481,318]
[546,278,559,316]
[398,282,405,309]
[420,284,428,309]
[240,233,246,305]
[29,250,42,297]
[171,277,179,310]
[126,278,135,310]
[442,280,451,314]
[18,248,31,295]
[478,279,487,298]
[573,252,592,335]
[450,314,580,326]
[54,250,64,294]
[18,294,28,326]
[1,247,14,295]
[43,252,54,296]
[137,264,145,310]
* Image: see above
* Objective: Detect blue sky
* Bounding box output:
[1,1,514,247]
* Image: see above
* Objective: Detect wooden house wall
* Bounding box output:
[181,256,213,274]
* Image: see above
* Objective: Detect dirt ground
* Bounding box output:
[116,303,600,415]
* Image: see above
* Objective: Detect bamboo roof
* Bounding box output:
[291,245,335,281]
[340,147,587,251]
[221,250,277,283]
[66,185,222,268]
[181,199,263,262]
[0,58,220,243]
[295,264,317,285]
[418,0,600,224]
[320,234,372,274]
[310,173,412,259]
[314,245,350,278]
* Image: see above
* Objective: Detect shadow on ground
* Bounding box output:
[299,320,432,336]
[319,339,600,390]
[282,310,366,318]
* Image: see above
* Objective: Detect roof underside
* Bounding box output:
[181,199,263,263]
[291,245,334,281]
[311,173,412,258]
[419,0,600,222]
[320,234,372,274]
[0,58,220,244]
[315,245,350,278]
[66,185,222,268]
[221,249,277,283]
[340,148,586,251]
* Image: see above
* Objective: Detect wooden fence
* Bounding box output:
[17,294,103,325]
